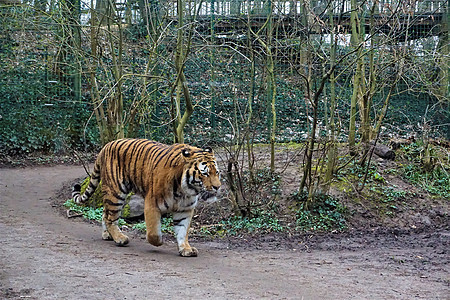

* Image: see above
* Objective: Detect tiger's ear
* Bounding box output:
[203,146,213,154]
[181,148,191,157]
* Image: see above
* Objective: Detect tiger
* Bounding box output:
[72,138,221,257]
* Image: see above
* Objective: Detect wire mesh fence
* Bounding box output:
[0,0,448,155]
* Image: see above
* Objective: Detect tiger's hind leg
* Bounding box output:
[101,218,113,241]
[102,193,129,246]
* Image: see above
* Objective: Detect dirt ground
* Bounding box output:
[0,165,449,299]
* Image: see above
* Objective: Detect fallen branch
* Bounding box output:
[66,209,83,218]
[389,137,414,150]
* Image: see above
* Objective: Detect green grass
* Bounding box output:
[199,210,285,236]
[291,192,348,232]
[64,199,126,227]
[368,185,412,216]
[132,216,173,234]
[400,142,450,199]
[403,164,450,199]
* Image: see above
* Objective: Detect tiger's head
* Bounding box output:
[180,146,221,202]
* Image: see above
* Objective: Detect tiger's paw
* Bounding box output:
[179,246,198,257]
[102,230,113,241]
[147,234,163,246]
[113,234,129,246]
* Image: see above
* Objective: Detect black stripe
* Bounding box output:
[185,170,196,190]
[149,146,164,163]
[104,199,123,206]
[173,217,187,226]
[186,200,196,207]
[163,145,182,167]
[140,145,159,188]
[107,142,116,186]
[154,146,174,168]
[129,139,144,158]
[118,182,128,194]
[127,139,143,183]
[122,139,136,157]
[192,170,202,184]
[112,191,126,201]
[132,140,150,186]
[163,154,172,168]
[119,140,130,180]
[121,140,136,184]
[92,163,100,178]
[112,141,128,197]
[166,151,181,167]
[173,181,180,197]
[150,142,168,163]
[148,145,162,163]
[90,163,100,181]
[185,170,190,184]
[88,181,96,190]
[108,216,120,223]
[163,200,169,209]
[126,181,132,191]
[115,140,128,184]
[106,209,121,215]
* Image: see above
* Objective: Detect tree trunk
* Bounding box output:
[266,0,276,173]
[348,0,363,155]
[106,1,125,140]
[88,0,108,144]
[173,0,194,143]
[324,2,338,193]
[437,2,449,101]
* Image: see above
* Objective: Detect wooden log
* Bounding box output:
[389,137,415,150]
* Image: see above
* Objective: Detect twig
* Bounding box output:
[70,148,91,177]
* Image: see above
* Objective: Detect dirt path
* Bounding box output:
[0,165,448,299]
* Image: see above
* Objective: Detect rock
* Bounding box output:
[422,216,432,226]
[127,195,144,219]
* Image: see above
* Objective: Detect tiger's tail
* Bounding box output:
[72,162,101,204]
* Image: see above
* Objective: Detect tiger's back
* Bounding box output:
[98,139,186,197]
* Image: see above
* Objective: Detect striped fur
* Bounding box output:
[72,138,221,256]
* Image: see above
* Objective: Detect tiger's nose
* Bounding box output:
[213,185,220,191]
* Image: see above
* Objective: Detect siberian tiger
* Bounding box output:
[72,138,221,257]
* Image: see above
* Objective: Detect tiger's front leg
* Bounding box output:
[144,201,163,247]
[173,210,197,257]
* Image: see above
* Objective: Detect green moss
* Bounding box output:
[122,203,130,218]
[80,177,104,208]
[332,178,352,193]
[79,178,136,218]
